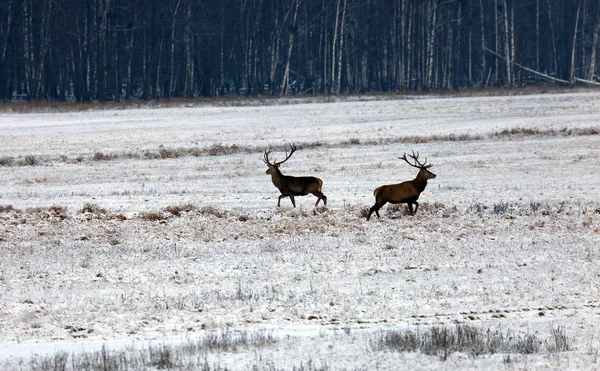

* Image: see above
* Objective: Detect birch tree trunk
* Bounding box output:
[545,0,559,75]
[168,0,181,98]
[331,0,341,93]
[184,2,193,97]
[335,0,347,94]
[570,1,581,84]
[268,4,281,95]
[536,0,540,72]
[494,0,499,85]
[479,0,487,86]
[426,1,438,89]
[281,0,300,96]
[503,0,511,86]
[588,4,600,80]
[22,0,34,98]
[0,0,13,64]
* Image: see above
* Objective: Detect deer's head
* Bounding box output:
[399,151,436,180]
[263,144,297,175]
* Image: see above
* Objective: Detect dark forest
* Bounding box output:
[1,0,599,102]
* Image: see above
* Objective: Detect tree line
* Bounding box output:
[1,0,599,102]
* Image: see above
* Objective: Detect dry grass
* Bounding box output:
[26,206,68,220]
[0,205,19,213]
[0,86,594,114]
[198,206,225,218]
[164,203,197,217]
[138,211,167,222]
[6,125,598,168]
[371,324,573,360]
[0,156,14,166]
[81,203,107,215]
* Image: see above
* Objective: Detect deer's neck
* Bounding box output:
[270,168,286,187]
[412,175,428,193]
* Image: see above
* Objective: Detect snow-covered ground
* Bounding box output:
[0,91,599,369]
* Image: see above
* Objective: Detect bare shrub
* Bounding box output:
[164,203,196,217]
[28,205,68,220]
[138,211,167,221]
[0,205,19,213]
[150,344,174,369]
[24,330,276,370]
[199,206,225,218]
[187,147,203,157]
[144,151,161,159]
[107,213,127,221]
[467,203,487,214]
[0,156,14,166]
[207,143,241,156]
[546,326,574,353]
[492,201,510,214]
[93,152,105,161]
[48,206,68,220]
[371,325,562,360]
[159,147,179,159]
[23,155,38,166]
[81,203,107,215]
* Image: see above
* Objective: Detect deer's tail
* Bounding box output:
[373,186,384,197]
[315,178,323,193]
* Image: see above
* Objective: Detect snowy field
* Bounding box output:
[0,91,599,369]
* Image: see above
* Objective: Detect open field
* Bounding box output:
[1,91,599,369]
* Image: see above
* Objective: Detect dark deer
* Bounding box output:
[263,144,327,208]
[367,151,436,221]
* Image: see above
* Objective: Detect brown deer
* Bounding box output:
[366,151,436,221]
[263,144,327,208]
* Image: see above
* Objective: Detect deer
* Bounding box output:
[263,144,327,208]
[366,151,436,221]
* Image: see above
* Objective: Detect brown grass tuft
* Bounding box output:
[159,147,179,159]
[48,205,68,220]
[199,206,225,218]
[23,155,38,166]
[27,205,68,220]
[164,203,196,217]
[107,213,128,221]
[138,211,167,222]
[0,156,14,166]
[0,205,19,213]
[81,203,107,214]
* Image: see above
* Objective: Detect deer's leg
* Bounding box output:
[408,201,419,215]
[289,195,296,208]
[313,192,327,206]
[278,194,288,207]
[367,201,385,221]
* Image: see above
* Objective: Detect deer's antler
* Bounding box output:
[263,144,297,166]
[263,148,274,165]
[274,144,297,166]
[399,150,433,169]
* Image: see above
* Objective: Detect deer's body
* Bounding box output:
[367,151,436,221]
[264,145,327,207]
